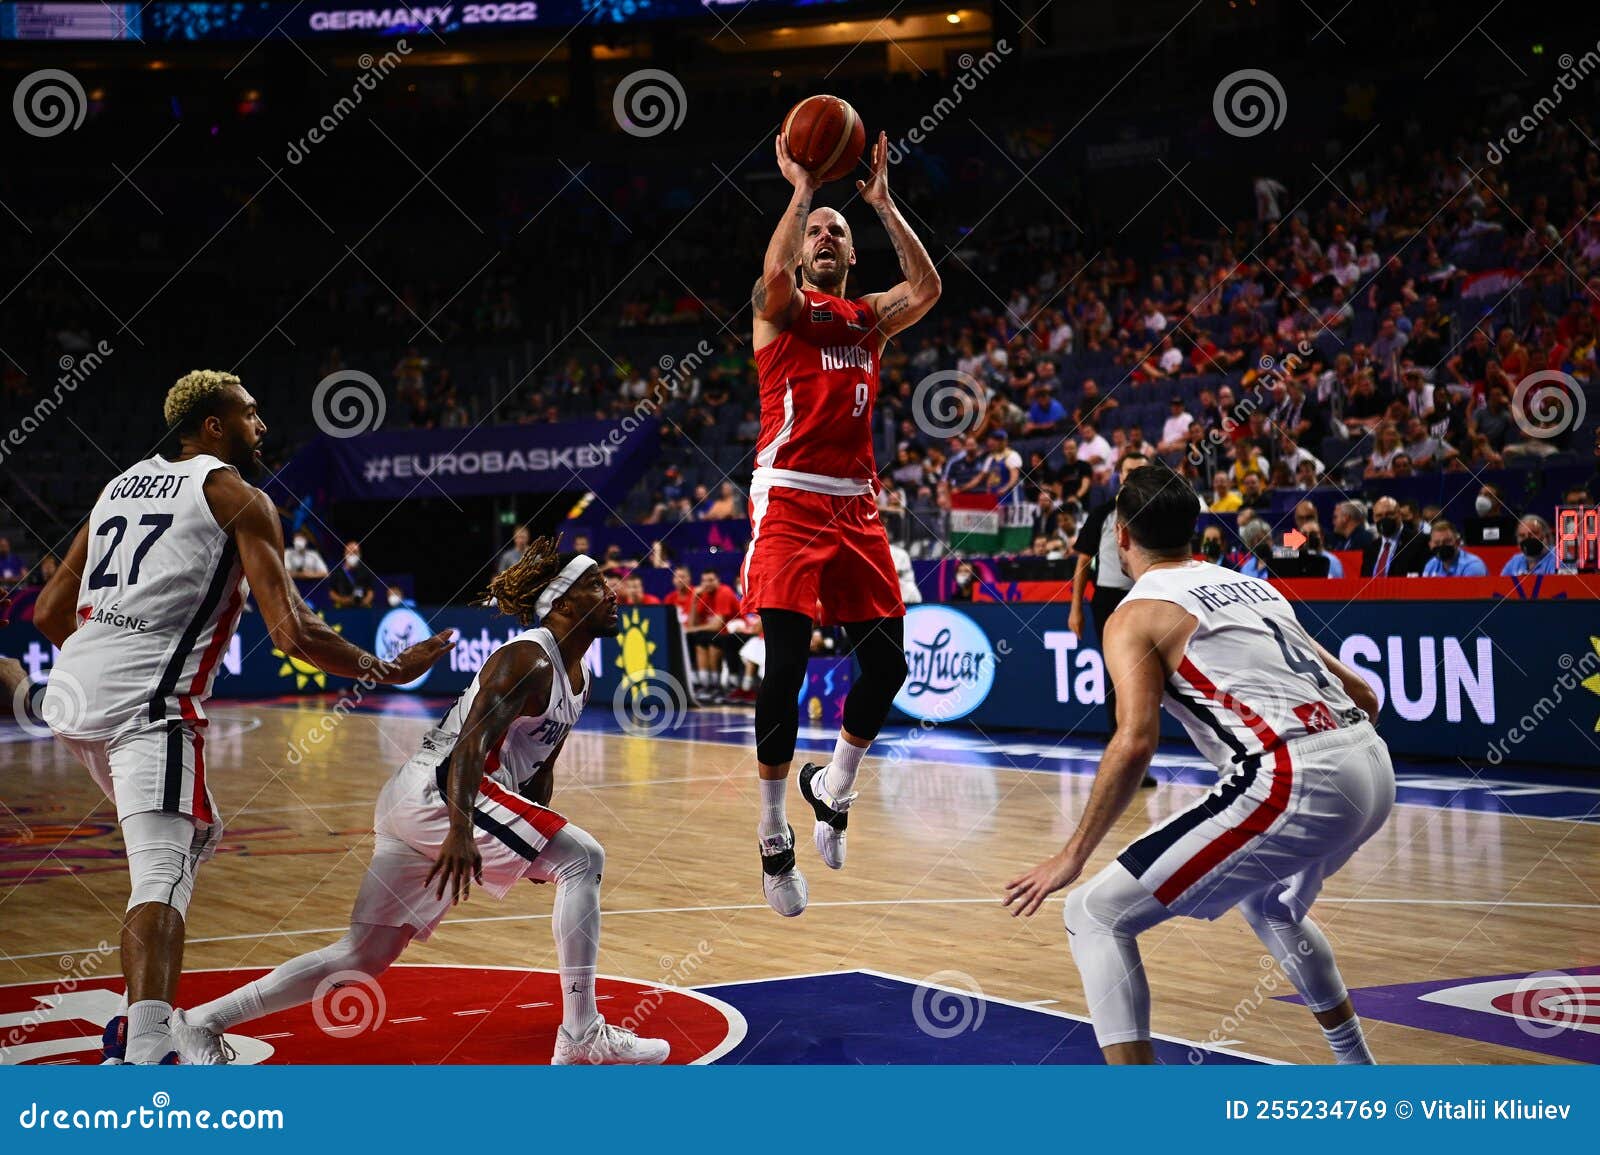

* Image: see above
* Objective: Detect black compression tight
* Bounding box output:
[754,610,908,767]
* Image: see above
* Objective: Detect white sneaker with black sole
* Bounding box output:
[798,762,854,870]
[759,824,808,916]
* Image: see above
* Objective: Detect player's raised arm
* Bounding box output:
[858,131,941,342]
[32,522,90,647]
[1004,605,1170,917]
[428,642,555,903]
[754,135,819,329]
[210,471,452,684]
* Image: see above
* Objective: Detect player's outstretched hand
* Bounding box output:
[425,827,483,905]
[0,656,28,698]
[855,131,890,207]
[378,629,456,685]
[775,134,819,193]
[1002,848,1086,918]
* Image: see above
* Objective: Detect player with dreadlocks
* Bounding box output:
[173,539,671,1065]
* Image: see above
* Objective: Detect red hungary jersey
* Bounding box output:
[752,289,880,489]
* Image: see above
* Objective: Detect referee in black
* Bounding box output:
[1069,451,1156,787]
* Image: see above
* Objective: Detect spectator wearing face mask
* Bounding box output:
[1298,519,1343,577]
[384,584,417,608]
[948,562,977,602]
[1501,515,1565,576]
[1421,520,1487,576]
[328,539,380,608]
[1237,519,1273,579]
[1465,483,1519,546]
[1362,496,1430,577]
[1197,524,1237,569]
[284,532,329,579]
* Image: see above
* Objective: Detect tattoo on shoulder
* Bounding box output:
[752,278,768,312]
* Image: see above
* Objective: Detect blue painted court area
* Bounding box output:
[695,970,1263,1065]
[217,696,1600,824]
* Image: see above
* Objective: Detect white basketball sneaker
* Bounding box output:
[759,824,808,916]
[551,1016,670,1065]
[168,1008,234,1065]
[798,762,854,870]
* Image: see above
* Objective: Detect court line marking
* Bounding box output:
[8,896,1599,963]
[181,704,1600,825]
[695,966,1281,1065]
[0,964,749,1067]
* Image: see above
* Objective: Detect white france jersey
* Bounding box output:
[414,627,590,796]
[47,454,246,739]
[1119,560,1361,768]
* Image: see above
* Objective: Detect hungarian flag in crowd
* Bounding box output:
[949,493,1037,554]
[1459,268,1521,299]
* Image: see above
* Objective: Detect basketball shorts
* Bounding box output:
[351,755,568,940]
[742,483,904,624]
[1117,721,1395,922]
[56,717,224,861]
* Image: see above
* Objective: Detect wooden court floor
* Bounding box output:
[2,700,1596,1064]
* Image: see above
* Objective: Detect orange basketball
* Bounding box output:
[782,95,866,182]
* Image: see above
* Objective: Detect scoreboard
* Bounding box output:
[1556,505,1600,573]
[0,0,858,41]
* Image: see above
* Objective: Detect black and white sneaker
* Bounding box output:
[798,762,854,870]
[759,824,807,916]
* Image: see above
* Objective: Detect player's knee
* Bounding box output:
[126,845,195,917]
[552,825,605,884]
[341,926,409,975]
[1062,884,1095,938]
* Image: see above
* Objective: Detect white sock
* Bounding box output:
[560,967,598,1036]
[1322,1015,1376,1064]
[758,776,788,839]
[189,924,412,1032]
[823,736,867,799]
[126,999,173,1064]
[530,828,604,1035]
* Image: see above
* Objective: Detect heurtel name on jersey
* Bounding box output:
[1186,579,1283,614]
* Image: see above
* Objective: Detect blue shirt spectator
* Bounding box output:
[1423,550,1488,577]
[1501,548,1560,577]
[1500,516,1561,577]
[1024,394,1067,432]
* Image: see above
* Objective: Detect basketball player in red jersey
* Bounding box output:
[746,130,941,915]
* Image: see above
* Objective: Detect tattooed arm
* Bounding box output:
[858,131,941,344]
[753,135,819,334]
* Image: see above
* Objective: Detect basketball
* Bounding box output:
[782,94,867,181]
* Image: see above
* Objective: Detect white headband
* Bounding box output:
[535,555,597,620]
